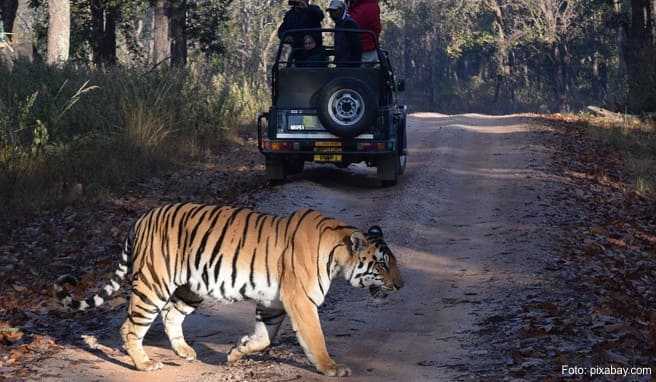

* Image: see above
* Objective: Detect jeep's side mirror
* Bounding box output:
[397,79,406,92]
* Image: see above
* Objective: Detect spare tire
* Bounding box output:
[316,78,377,139]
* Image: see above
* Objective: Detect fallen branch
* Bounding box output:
[587,106,656,122]
[586,106,626,120]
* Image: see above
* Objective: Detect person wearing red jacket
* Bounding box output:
[346,0,381,63]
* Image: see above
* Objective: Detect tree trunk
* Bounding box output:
[592,51,601,98]
[490,0,510,107]
[260,26,279,85]
[561,41,573,112]
[428,48,436,110]
[47,0,70,65]
[170,0,186,67]
[0,19,16,69]
[91,0,118,67]
[552,42,565,112]
[613,0,628,93]
[508,49,516,112]
[0,0,17,34]
[652,0,656,43]
[627,0,655,112]
[11,0,34,61]
[142,6,155,62]
[402,1,415,84]
[403,29,412,82]
[152,0,170,65]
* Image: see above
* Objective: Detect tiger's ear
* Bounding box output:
[350,231,367,254]
[368,225,383,238]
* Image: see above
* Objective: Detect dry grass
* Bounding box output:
[0,61,267,218]
[552,113,656,198]
[587,116,655,197]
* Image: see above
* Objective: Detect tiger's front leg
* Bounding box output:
[283,295,351,377]
[227,302,286,364]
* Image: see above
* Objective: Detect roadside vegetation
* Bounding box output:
[1,0,283,219]
[0,62,264,216]
[545,113,656,199]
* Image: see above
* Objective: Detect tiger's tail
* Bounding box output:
[54,223,135,311]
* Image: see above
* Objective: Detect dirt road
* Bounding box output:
[33,113,558,381]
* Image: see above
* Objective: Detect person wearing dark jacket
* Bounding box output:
[347,0,381,62]
[327,0,362,67]
[277,0,324,56]
[294,35,329,67]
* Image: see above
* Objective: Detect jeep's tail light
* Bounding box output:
[262,140,300,151]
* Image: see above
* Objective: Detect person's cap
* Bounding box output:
[326,0,346,10]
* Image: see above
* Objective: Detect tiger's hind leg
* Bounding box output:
[120,278,171,371]
[227,302,286,364]
[161,285,203,361]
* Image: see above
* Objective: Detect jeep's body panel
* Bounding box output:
[274,67,383,109]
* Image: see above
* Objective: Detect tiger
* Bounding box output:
[54,203,403,377]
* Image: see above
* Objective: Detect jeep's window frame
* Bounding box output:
[272,28,396,106]
[275,28,383,67]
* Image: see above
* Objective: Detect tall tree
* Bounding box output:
[1,0,34,61]
[170,0,186,66]
[488,0,513,106]
[626,0,656,111]
[91,0,119,66]
[12,0,34,61]
[0,1,18,34]
[152,0,169,65]
[47,0,70,65]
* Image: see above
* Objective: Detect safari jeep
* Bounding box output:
[257,28,407,186]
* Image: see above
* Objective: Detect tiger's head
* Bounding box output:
[348,226,403,298]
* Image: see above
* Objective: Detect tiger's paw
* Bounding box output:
[172,343,197,361]
[226,346,244,365]
[135,359,163,371]
[320,363,352,377]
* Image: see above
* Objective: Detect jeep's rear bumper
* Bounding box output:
[259,139,396,155]
[259,139,397,166]
[257,113,398,162]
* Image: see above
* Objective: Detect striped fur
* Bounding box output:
[54,203,403,376]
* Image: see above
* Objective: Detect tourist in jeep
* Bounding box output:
[327,0,362,67]
[347,0,381,63]
[278,0,325,62]
[294,35,329,67]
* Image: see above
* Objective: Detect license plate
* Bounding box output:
[314,142,342,161]
[314,154,343,162]
[314,141,342,154]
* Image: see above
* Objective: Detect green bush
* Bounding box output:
[0,61,265,215]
